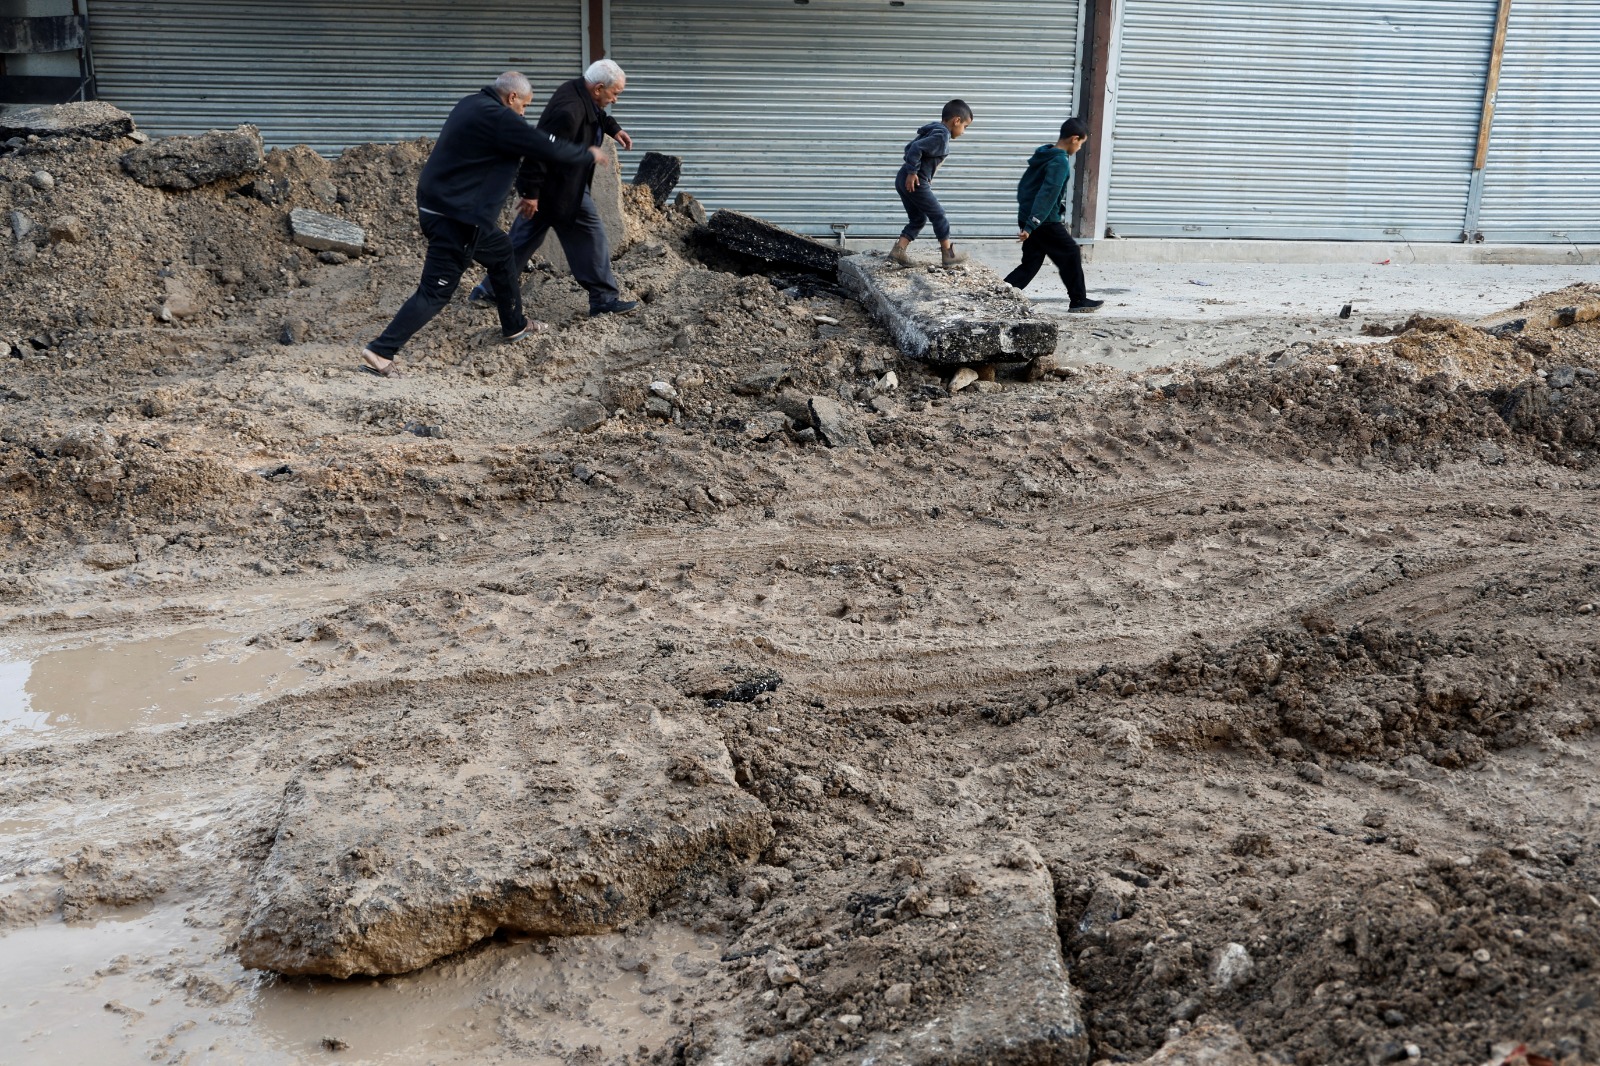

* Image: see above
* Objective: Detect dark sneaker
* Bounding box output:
[1068,299,1105,314]
[466,287,494,309]
[589,299,639,318]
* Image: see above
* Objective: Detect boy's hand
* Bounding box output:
[904,173,920,193]
[1017,230,1031,241]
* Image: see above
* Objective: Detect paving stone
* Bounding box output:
[289,208,366,256]
[840,251,1059,365]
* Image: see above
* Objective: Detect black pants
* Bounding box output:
[368,211,523,359]
[1004,221,1088,305]
[471,191,621,311]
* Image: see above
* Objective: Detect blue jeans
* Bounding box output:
[896,175,950,243]
[470,190,620,311]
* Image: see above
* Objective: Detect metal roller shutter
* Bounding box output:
[1107,0,1500,241]
[609,0,1083,238]
[1476,2,1600,244]
[88,0,583,154]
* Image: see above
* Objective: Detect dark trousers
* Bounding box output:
[1004,221,1088,304]
[896,176,950,243]
[471,190,620,311]
[369,211,523,358]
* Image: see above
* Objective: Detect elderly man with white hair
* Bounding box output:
[361,71,604,377]
[467,59,638,318]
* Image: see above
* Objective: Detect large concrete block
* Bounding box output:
[707,209,847,276]
[539,139,630,275]
[840,251,1059,365]
[119,125,264,189]
[0,100,135,142]
[238,699,772,978]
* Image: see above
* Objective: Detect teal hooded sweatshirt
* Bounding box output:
[1015,144,1071,231]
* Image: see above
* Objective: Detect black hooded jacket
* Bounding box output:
[517,76,623,220]
[416,86,594,230]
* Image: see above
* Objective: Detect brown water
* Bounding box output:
[0,628,307,735]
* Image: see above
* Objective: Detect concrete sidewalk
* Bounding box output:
[844,238,1600,370]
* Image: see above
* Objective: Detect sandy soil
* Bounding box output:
[2,132,1599,1066]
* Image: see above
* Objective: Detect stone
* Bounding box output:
[47,215,87,244]
[238,701,773,977]
[309,178,339,202]
[120,125,265,190]
[809,396,872,450]
[697,839,1088,1066]
[645,396,675,421]
[707,210,847,276]
[731,363,792,396]
[773,388,813,426]
[0,101,136,142]
[1547,365,1577,389]
[289,208,366,257]
[27,170,54,191]
[541,139,629,275]
[675,191,707,225]
[563,398,610,433]
[840,252,1059,365]
[82,543,137,571]
[875,371,899,393]
[1210,943,1255,990]
[10,210,34,242]
[277,319,308,345]
[648,380,678,400]
[631,151,682,206]
[765,957,802,986]
[1078,876,1137,940]
[1136,1024,1269,1065]
[245,176,291,205]
[744,411,790,441]
[950,367,979,393]
[161,277,203,320]
[1498,381,1552,432]
[316,250,349,265]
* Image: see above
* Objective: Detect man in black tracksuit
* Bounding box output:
[361,72,602,377]
[468,59,637,318]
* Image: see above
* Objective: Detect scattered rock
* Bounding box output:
[278,319,308,345]
[563,399,610,433]
[0,101,136,142]
[120,125,265,189]
[1547,365,1577,389]
[161,276,204,321]
[883,982,913,1008]
[27,170,55,191]
[245,176,291,205]
[631,151,682,206]
[840,252,1058,365]
[1079,875,1137,939]
[289,208,366,257]
[675,191,707,225]
[950,367,979,393]
[321,1036,350,1051]
[649,380,678,400]
[766,956,802,986]
[809,396,872,450]
[10,209,34,242]
[237,701,773,977]
[707,210,847,276]
[875,370,899,393]
[82,543,137,571]
[731,363,793,397]
[1210,942,1255,990]
[47,215,87,244]
[1137,1024,1269,1065]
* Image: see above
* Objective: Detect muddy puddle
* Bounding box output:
[0,628,306,736]
[0,905,718,1064]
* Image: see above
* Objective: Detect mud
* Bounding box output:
[2,128,1599,1065]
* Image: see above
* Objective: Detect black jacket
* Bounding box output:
[416,87,593,230]
[517,76,622,219]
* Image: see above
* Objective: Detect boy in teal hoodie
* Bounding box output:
[1004,117,1102,312]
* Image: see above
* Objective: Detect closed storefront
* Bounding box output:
[1106,0,1501,241]
[609,0,1083,238]
[1475,1,1600,243]
[88,0,583,154]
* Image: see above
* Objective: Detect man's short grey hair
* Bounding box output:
[495,71,532,98]
[584,59,625,88]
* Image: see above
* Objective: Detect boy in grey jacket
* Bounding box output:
[890,99,972,269]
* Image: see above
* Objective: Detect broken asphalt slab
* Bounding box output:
[702,839,1088,1065]
[0,100,136,142]
[120,125,264,189]
[1479,297,1600,337]
[238,697,773,978]
[708,209,848,276]
[840,251,1059,365]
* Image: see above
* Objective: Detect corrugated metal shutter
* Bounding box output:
[1476,1,1600,243]
[609,0,1083,238]
[1107,0,1499,240]
[88,0,582,154]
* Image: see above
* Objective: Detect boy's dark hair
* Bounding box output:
[1059,117,1089,141]
[942,99,973,122]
